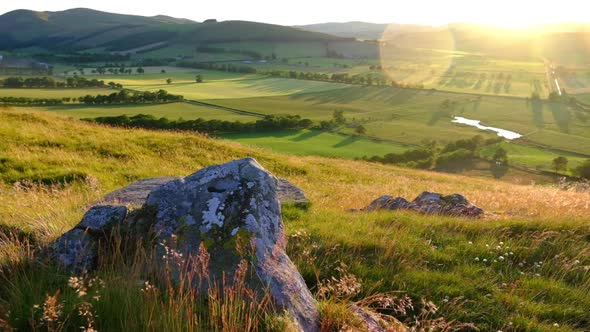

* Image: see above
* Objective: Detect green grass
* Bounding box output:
[127,76,348,100]
[222,129,408,159]
[0,88,112,99]
[35,102,257,121]
[480,142,587,173]
[211,86,590,155]
[0,108,589,331]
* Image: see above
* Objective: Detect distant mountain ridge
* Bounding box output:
[297,21,590,41]
[295,21,437,40]
[0,8,346,52]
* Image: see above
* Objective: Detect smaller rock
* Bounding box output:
[78,206,128,233]
[364,195,409,212]
[102,177,181,206]
[363,191,483,218]
[277,178,310,206]
[346,304,408,332]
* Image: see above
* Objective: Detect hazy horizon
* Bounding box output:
[1,0,589,27]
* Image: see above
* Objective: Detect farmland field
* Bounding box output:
[18,69,588,171]
[222,129,409,158]
[0,88,112,98]
[36,102,257,121]
[129,77,349,100]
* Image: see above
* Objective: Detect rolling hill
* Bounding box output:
[0,8,346,52]
[296,21,436,40]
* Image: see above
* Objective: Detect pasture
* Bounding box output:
[222,129,408,159]
[0,88,111,99]
[36,102,256,121]
[10,64,588,173]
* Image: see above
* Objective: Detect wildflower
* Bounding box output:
[534,273,541,277]
[499,242,504,245]
[41,291,63,323]
[483,259,488,263]
[498,256,505,261]
[573,260,580,264]
[474,257,480,262]
[553,323,560,327]
[468,241,473,245]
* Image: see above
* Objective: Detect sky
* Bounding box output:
[0,0,588,27]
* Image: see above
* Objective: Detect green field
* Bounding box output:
[480,141,587,172]
[19,70,588,172]
[127,76,348,100]
[5,63,589,174]
[211,85,590,151]
[222,129,408,158]
[0,88,111,98]
[37,102,256,121]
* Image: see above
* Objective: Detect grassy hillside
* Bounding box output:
[0,107,589,331]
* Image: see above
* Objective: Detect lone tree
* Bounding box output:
[166,78,173,84]
[196,74,203,83]
[136,67,145,75]
[333,110,346,125]
[493,147,508,164]
[552,156,569,173]
[355,124,367,135]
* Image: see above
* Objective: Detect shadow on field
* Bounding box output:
[223,130,297,139]
[427,108,451,126]
[549,102,571,133]
[291,130,322,142]
[530,98,544,128]
[332,135,360,148]
[289,86,420,106]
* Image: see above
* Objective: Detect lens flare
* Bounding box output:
[379,25,456,88]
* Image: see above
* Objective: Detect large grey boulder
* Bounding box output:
[364,192,484,218]
[48,159,318,331]
[146,158,318,331]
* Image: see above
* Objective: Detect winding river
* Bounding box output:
[452,117,522,140]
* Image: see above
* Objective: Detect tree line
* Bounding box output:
[85,114,313,134]
[0,76,107,89]
[178,61,257,74]
[1,90,182,106]
[78,90,183,105]
[0,97,64,105]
